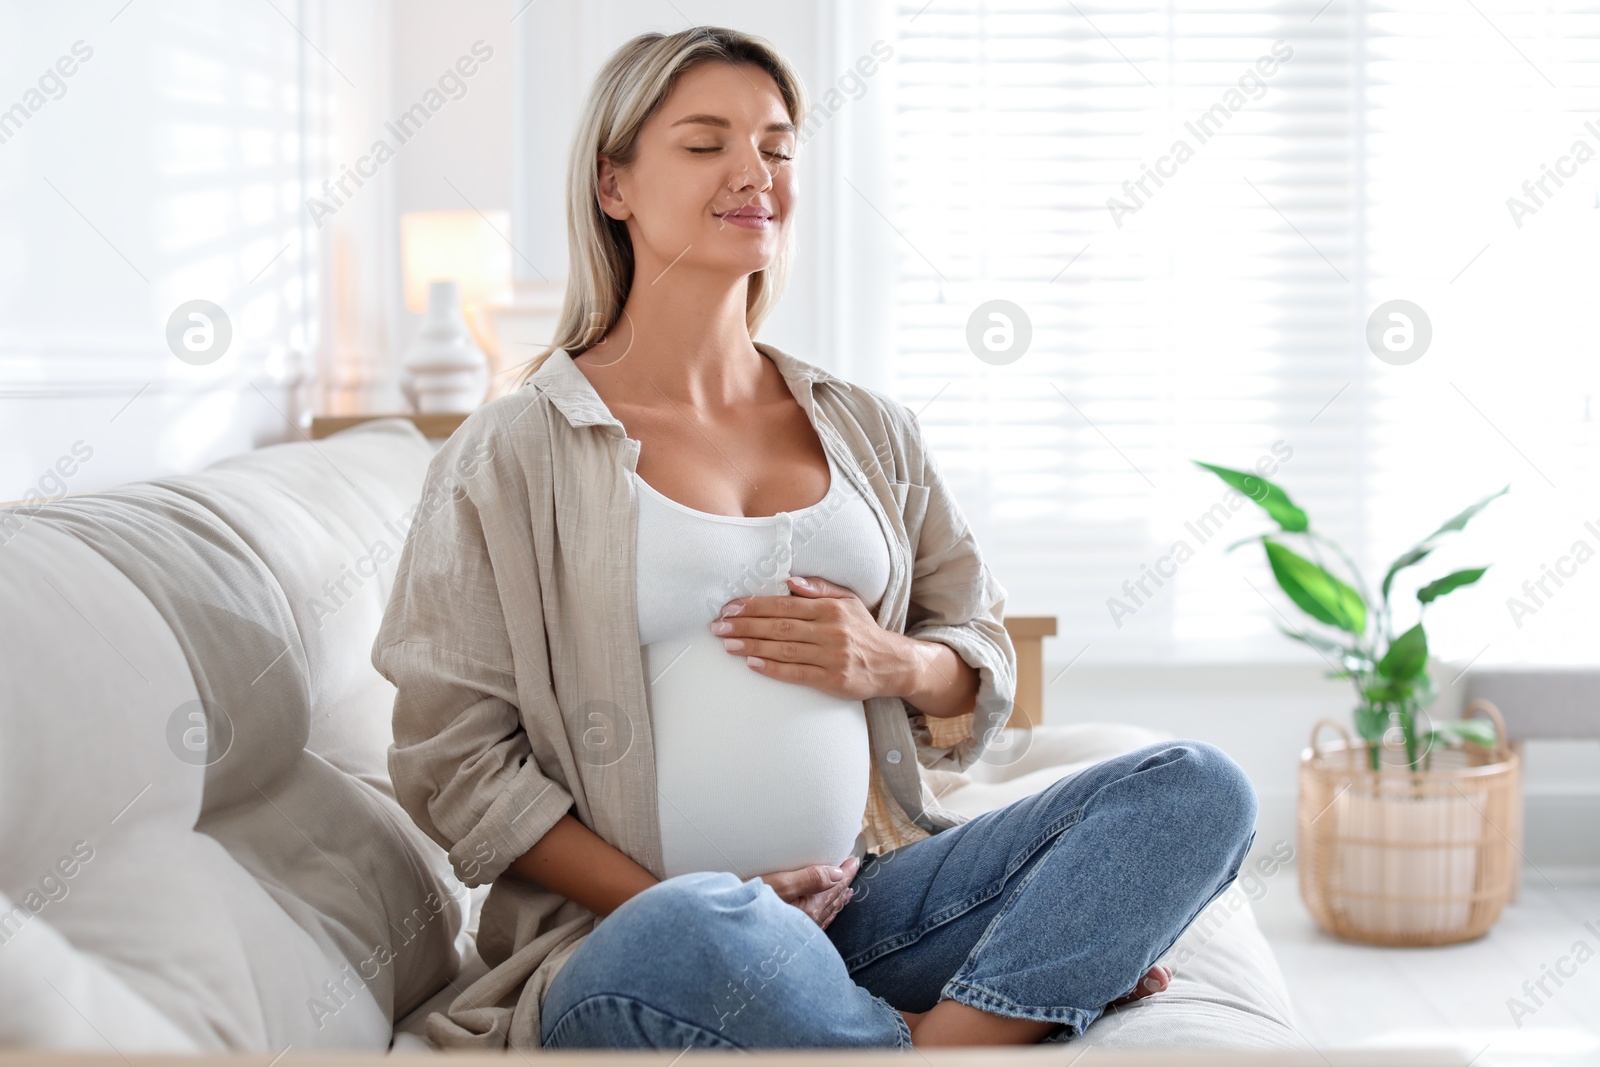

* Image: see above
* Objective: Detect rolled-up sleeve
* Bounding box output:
[896,407,1018,774]
[372,429,573,889]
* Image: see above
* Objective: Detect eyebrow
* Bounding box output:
[669,113,796,135]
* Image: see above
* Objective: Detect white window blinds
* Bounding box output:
[888,1,1600,666]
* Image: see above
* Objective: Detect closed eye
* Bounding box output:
[687,147,793,162]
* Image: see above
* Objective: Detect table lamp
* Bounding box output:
[399,209,513,413]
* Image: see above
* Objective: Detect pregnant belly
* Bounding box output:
[643,631,871,880]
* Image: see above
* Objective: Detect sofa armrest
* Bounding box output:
[962,724,1177,786]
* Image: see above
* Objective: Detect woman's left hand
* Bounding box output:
[710,575,906,701]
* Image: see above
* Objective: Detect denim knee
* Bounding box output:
[1149,740,1259,843]
[597,870,762,957]
[543,872,757,1038]
[621,870,751,922]
[551,873,752,991]
[543,871,900,1051]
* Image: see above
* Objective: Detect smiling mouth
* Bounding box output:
[716,210,774,230]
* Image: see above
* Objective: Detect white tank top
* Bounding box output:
[633,448,892,879]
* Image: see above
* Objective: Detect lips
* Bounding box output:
[715,206,774,232]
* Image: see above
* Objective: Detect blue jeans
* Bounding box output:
[539,740,1258,1050]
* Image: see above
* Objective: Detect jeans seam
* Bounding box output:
[940,800,1255,1021]
[881,996,916,1050]
[939,809,1082,1006]
[1150,826,1260,970]
[940,979,1097,1032]
[841,806,1084,973]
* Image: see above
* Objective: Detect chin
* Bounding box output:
[707,254,779,278]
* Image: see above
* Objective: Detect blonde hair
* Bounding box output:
[508,26,808,390]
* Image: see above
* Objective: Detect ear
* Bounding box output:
[596,154,630,221]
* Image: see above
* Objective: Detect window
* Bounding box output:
[889,1,1600,666]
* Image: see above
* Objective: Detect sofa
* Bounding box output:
[0,417,1302,1055]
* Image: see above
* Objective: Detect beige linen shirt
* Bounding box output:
[372,342,1017,1051]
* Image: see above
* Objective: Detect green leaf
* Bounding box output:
[1378,623,1429,680]
[1428,719,1497,749]
[1191,461,1309,533]
[1275,622,1362,660]
[1381,545,1436,601]
[1417,567,1490,605]
[1276,625,1373,679]
[1419,485,1510,543]
[1364,680,1413,704]
[1380,486,1509,600]
[1354,703,1390,742]
[1263,538,1367,635]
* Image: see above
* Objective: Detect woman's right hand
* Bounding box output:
[757,855,860,929]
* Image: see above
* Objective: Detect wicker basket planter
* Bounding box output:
[1298,699,1519,946]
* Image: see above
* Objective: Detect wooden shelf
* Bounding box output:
[310,413,469,441]
[1003,615,1057,730]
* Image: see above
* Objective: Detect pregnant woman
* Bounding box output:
[373,25,1257,1052]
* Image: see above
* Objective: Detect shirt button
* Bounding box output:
[886,749,902,764]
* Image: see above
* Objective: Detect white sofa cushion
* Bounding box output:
[0,887,200,1053]
[0,421,466,1053]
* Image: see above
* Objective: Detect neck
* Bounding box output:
[583,268,769,411]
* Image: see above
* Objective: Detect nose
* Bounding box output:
[724,141,775,197]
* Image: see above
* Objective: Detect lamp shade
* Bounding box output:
[399,209,513,313]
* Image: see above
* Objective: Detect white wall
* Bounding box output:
[1047,660,1600,870]
[390,0,513,220]
[0,2,326,499]
[382,0,514,405]
[0,0,517,498]
[0,0,413,501]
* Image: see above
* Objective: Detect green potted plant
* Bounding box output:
[1192,462,1508,770]
[1192,461,1519,945]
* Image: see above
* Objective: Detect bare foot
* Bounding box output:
[903,1000,1057,1046]
[898,964,1172,1047]
[1110,962,1172,1007]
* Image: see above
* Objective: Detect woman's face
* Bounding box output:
[599,61,797,280]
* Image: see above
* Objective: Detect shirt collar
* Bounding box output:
[528,341,850,433]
